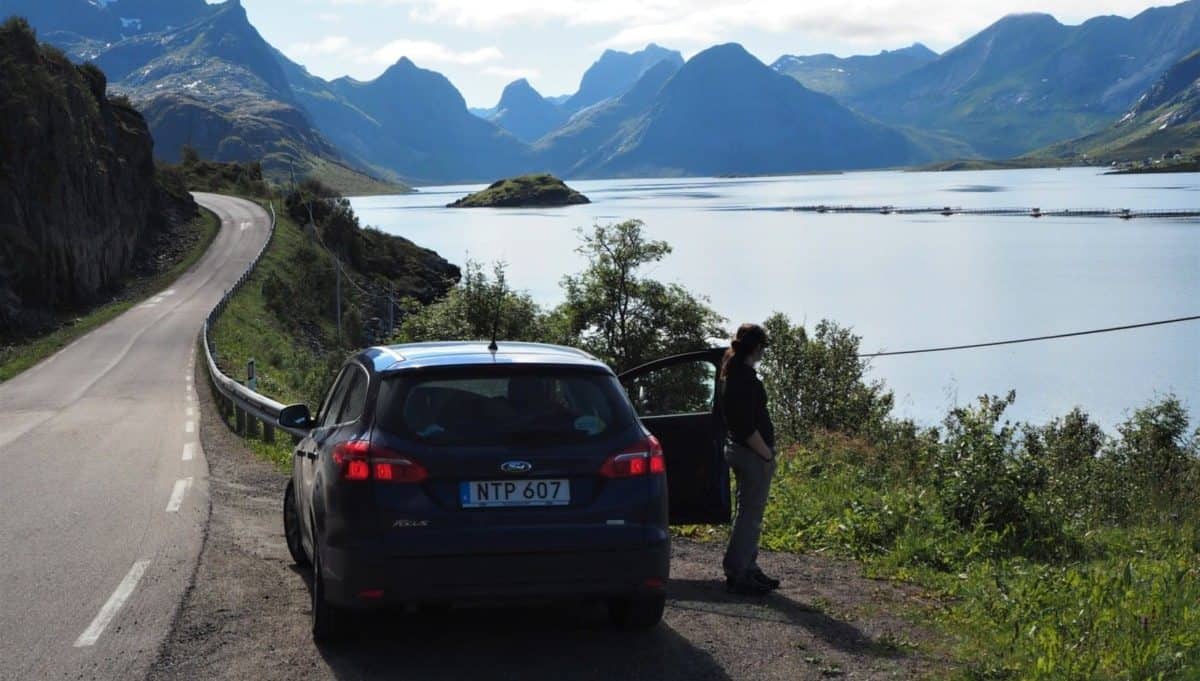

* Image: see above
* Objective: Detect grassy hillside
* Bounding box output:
[208,181,458,411]
[1036,50,1200,167]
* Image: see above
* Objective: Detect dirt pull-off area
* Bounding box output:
[149,363,953,680]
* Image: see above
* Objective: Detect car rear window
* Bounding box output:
[375,367,637,446]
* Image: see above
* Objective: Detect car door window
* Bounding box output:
[336,369,368,425]
[620,350,730,525]
[624,359,716,417]
[319,369,355,429]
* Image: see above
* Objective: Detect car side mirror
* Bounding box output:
[279,404,315,430]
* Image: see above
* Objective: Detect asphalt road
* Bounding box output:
[0,194,271,681]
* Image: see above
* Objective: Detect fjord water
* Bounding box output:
[353,168,1200,429]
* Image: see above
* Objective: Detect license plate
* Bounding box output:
[460,479,570,508]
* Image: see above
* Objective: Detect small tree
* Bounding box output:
[180,144,201,166]
[394,261,550,344]
[1109,396,1198,513]
[557,220,724,373]
[760,314,894,444]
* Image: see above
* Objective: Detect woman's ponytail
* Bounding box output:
[721,323,768,378]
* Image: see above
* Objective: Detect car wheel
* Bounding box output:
[608,593,665,630]
[311,542,347,642]
[283,481,310,567]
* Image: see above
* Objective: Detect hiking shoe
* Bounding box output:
[725,576,772,596]
[750,569,781,590]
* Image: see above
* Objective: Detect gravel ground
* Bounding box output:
[149,363,953,680]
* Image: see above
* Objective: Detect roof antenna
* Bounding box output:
[487,276,503,353]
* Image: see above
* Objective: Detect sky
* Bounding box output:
[232,0,1179,107]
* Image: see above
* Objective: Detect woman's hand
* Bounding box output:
[746,431,775,462]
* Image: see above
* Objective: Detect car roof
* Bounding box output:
[360,342,611,374]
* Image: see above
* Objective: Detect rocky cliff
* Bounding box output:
[0,18,195,335]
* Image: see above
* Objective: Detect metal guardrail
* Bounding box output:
[200,201,309,439]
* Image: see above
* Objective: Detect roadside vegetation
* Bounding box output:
[208,180,1198,679]
[751,318,1200,679]
[0,209,218,382]
[158,146,273,197]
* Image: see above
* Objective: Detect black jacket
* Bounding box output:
[717,362,775,449]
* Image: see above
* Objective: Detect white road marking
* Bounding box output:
[185,421,194,434]
[166,478,193,512]
[240,221,251,231]
[182,443,196,462]
[73,560,151,647]
[162,289,176,296]
[186,407,195,417]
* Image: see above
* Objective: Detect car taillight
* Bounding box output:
[332,440,428,483]
[599,435,665,479]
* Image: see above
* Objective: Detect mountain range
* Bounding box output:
[5,0,1200,184]
[0,0,393,191]
[1044,48,1200,161]
[846,4,1200,157]
[772,43,938,98]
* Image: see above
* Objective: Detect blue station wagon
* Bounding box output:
[279,342,730,641]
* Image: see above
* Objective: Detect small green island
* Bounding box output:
[446,174,590,208]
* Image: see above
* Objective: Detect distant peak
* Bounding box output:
[215,0,245,13]
[499,77,541,102]
[691,42,755,62]
[383,56,417,73]
[993,11,1061,27]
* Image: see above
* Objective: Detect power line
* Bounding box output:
[859,315,1200,358]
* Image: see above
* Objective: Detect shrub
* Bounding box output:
[933,392,1069,559]
[760,314,894,445]
[1108,396,1199,518]
[394,261,550,344]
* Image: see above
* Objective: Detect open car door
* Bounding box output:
[619,349,730,525]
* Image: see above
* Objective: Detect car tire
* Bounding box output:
[311,542,347,643]
[283,481,310,567]
[608,593,666,630]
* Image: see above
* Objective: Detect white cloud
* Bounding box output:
[330,0,1172,53]
[483,65,542,80]
[365,39,503,66]
[288,35,352,57]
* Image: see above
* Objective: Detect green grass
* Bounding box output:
[204,204,341,474]
[755,436,1200,680]
[207,203,345,413]
[0,209,220,382]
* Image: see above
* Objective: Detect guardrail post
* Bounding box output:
[245,359,259,438]
[235,405,246,435]
[263,420,275,444]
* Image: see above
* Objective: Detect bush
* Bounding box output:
[1109,396,1199,519]
[932,392,1070,559]
[394,261,551,344]
[761,314,895,445]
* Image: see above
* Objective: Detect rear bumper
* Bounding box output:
[320,539,670,608]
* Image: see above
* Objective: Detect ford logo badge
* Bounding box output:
[501,461,532,474]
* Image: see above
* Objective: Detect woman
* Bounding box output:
[717,323,781,596]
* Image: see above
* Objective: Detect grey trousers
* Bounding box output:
[722,441,777,580]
